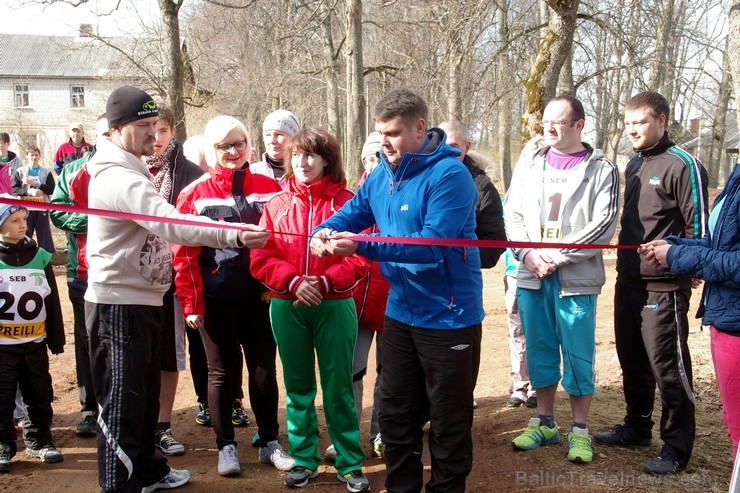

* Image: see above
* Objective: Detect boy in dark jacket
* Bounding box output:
[0,200,65,473]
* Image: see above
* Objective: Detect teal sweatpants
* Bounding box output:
[270,297,365,475]
[516,275,596,396]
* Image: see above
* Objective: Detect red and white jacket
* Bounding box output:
[250,175,370,300]
[172,165,281,315]
[352,225,389,332]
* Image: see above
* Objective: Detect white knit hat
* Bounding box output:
[361,132,382,161]
[262,110,300,137]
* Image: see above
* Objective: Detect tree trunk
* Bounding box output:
[159,0,187,142]
[708,38,732,188]
[729,1,740,149]
[345,0,366,185]
[522,0,580,140]
[319,7,342,142]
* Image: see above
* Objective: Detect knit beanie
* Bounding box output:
[106,86,159,127]
[0,199,26,228]
[262,110,300,137]
[361,132,382,161]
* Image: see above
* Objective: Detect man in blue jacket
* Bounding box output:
[311,88,483,493]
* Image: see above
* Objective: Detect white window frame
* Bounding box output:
[70,84,85,108]
[14,83,29,108]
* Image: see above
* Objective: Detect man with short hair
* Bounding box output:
[54,123,90,174]
[312,88,483,493]
[249,109,300,186]
[438,120,505,409]
[595,91,707,475]
[85,85,270,493]
[50,114,109,438]
[505,95,619,464]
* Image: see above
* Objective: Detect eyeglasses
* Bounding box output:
[216,140,248,153]
[540,119,577,128]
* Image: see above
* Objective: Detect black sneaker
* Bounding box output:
[0,442,12,473]
[231,399,250,427]
[76,415,97,436]
[337,470,370,492]
[26,445,63,464]
[505,396,525,408]
[644,450,686,475]
[285,466,318,488]
[594,424,651,449]
[525,396,538,408]
[195,402,211,427]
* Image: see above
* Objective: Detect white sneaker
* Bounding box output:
[217,444,240,476]
[324,443,336,461]
[141,468,191,492]
[259,440,294,472]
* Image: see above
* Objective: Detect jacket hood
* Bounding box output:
[87,135,150,180]
[381,128,461,182]
[0,236,37,253]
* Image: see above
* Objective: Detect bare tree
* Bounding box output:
[522,0,580,140]
[345,0,367,183]
[729,1,740,131]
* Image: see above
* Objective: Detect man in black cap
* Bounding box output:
[85,86,270,493]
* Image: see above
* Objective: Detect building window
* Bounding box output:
[14,84,29,107]
[71,85,85,108]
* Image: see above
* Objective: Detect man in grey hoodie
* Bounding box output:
[85,86,269,493]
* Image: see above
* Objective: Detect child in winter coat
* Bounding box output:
[0,201,65,473]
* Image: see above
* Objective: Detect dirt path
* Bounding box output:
[0,264,732,493]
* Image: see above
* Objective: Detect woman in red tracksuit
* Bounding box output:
[172,115,293,478]
[250,128,371,492]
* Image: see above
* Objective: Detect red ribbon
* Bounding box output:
[1,196,635,250]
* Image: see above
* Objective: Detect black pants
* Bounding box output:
[26,210,55,254]
[69,284,96,415]
[86,302,169,492]
[380,317,476,493]
[187,327,245,405]
[199,296,279,450]
[0,342,54,455]
[614,282,696,463]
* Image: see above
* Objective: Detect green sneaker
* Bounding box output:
[567,427,593,463]
[512,417,560,450]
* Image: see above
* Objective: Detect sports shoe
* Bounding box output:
[473,399,478,409]
[567,427,593,463]
[324,444,336,461]
[512,417,560,450]
[370,433,385,458]
[259,440,295,471]
[644,449,686,475]
[76,415,97,436]
[285,466,318,488]
[525,396,538,408]
[506,396,525,408]
[0,442,12,473]
[195,402,211,427]
[26,445,63,464]
[231,399,250,427]
[155,428,185,456]
[338,470,370,493]
[218,444,241,476]
[141,468,192,492]
[594,424,651,449]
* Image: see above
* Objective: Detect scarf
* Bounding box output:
[145,140,175,200]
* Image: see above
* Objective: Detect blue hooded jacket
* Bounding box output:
[316,128,484,329]
[666,163,740,332]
